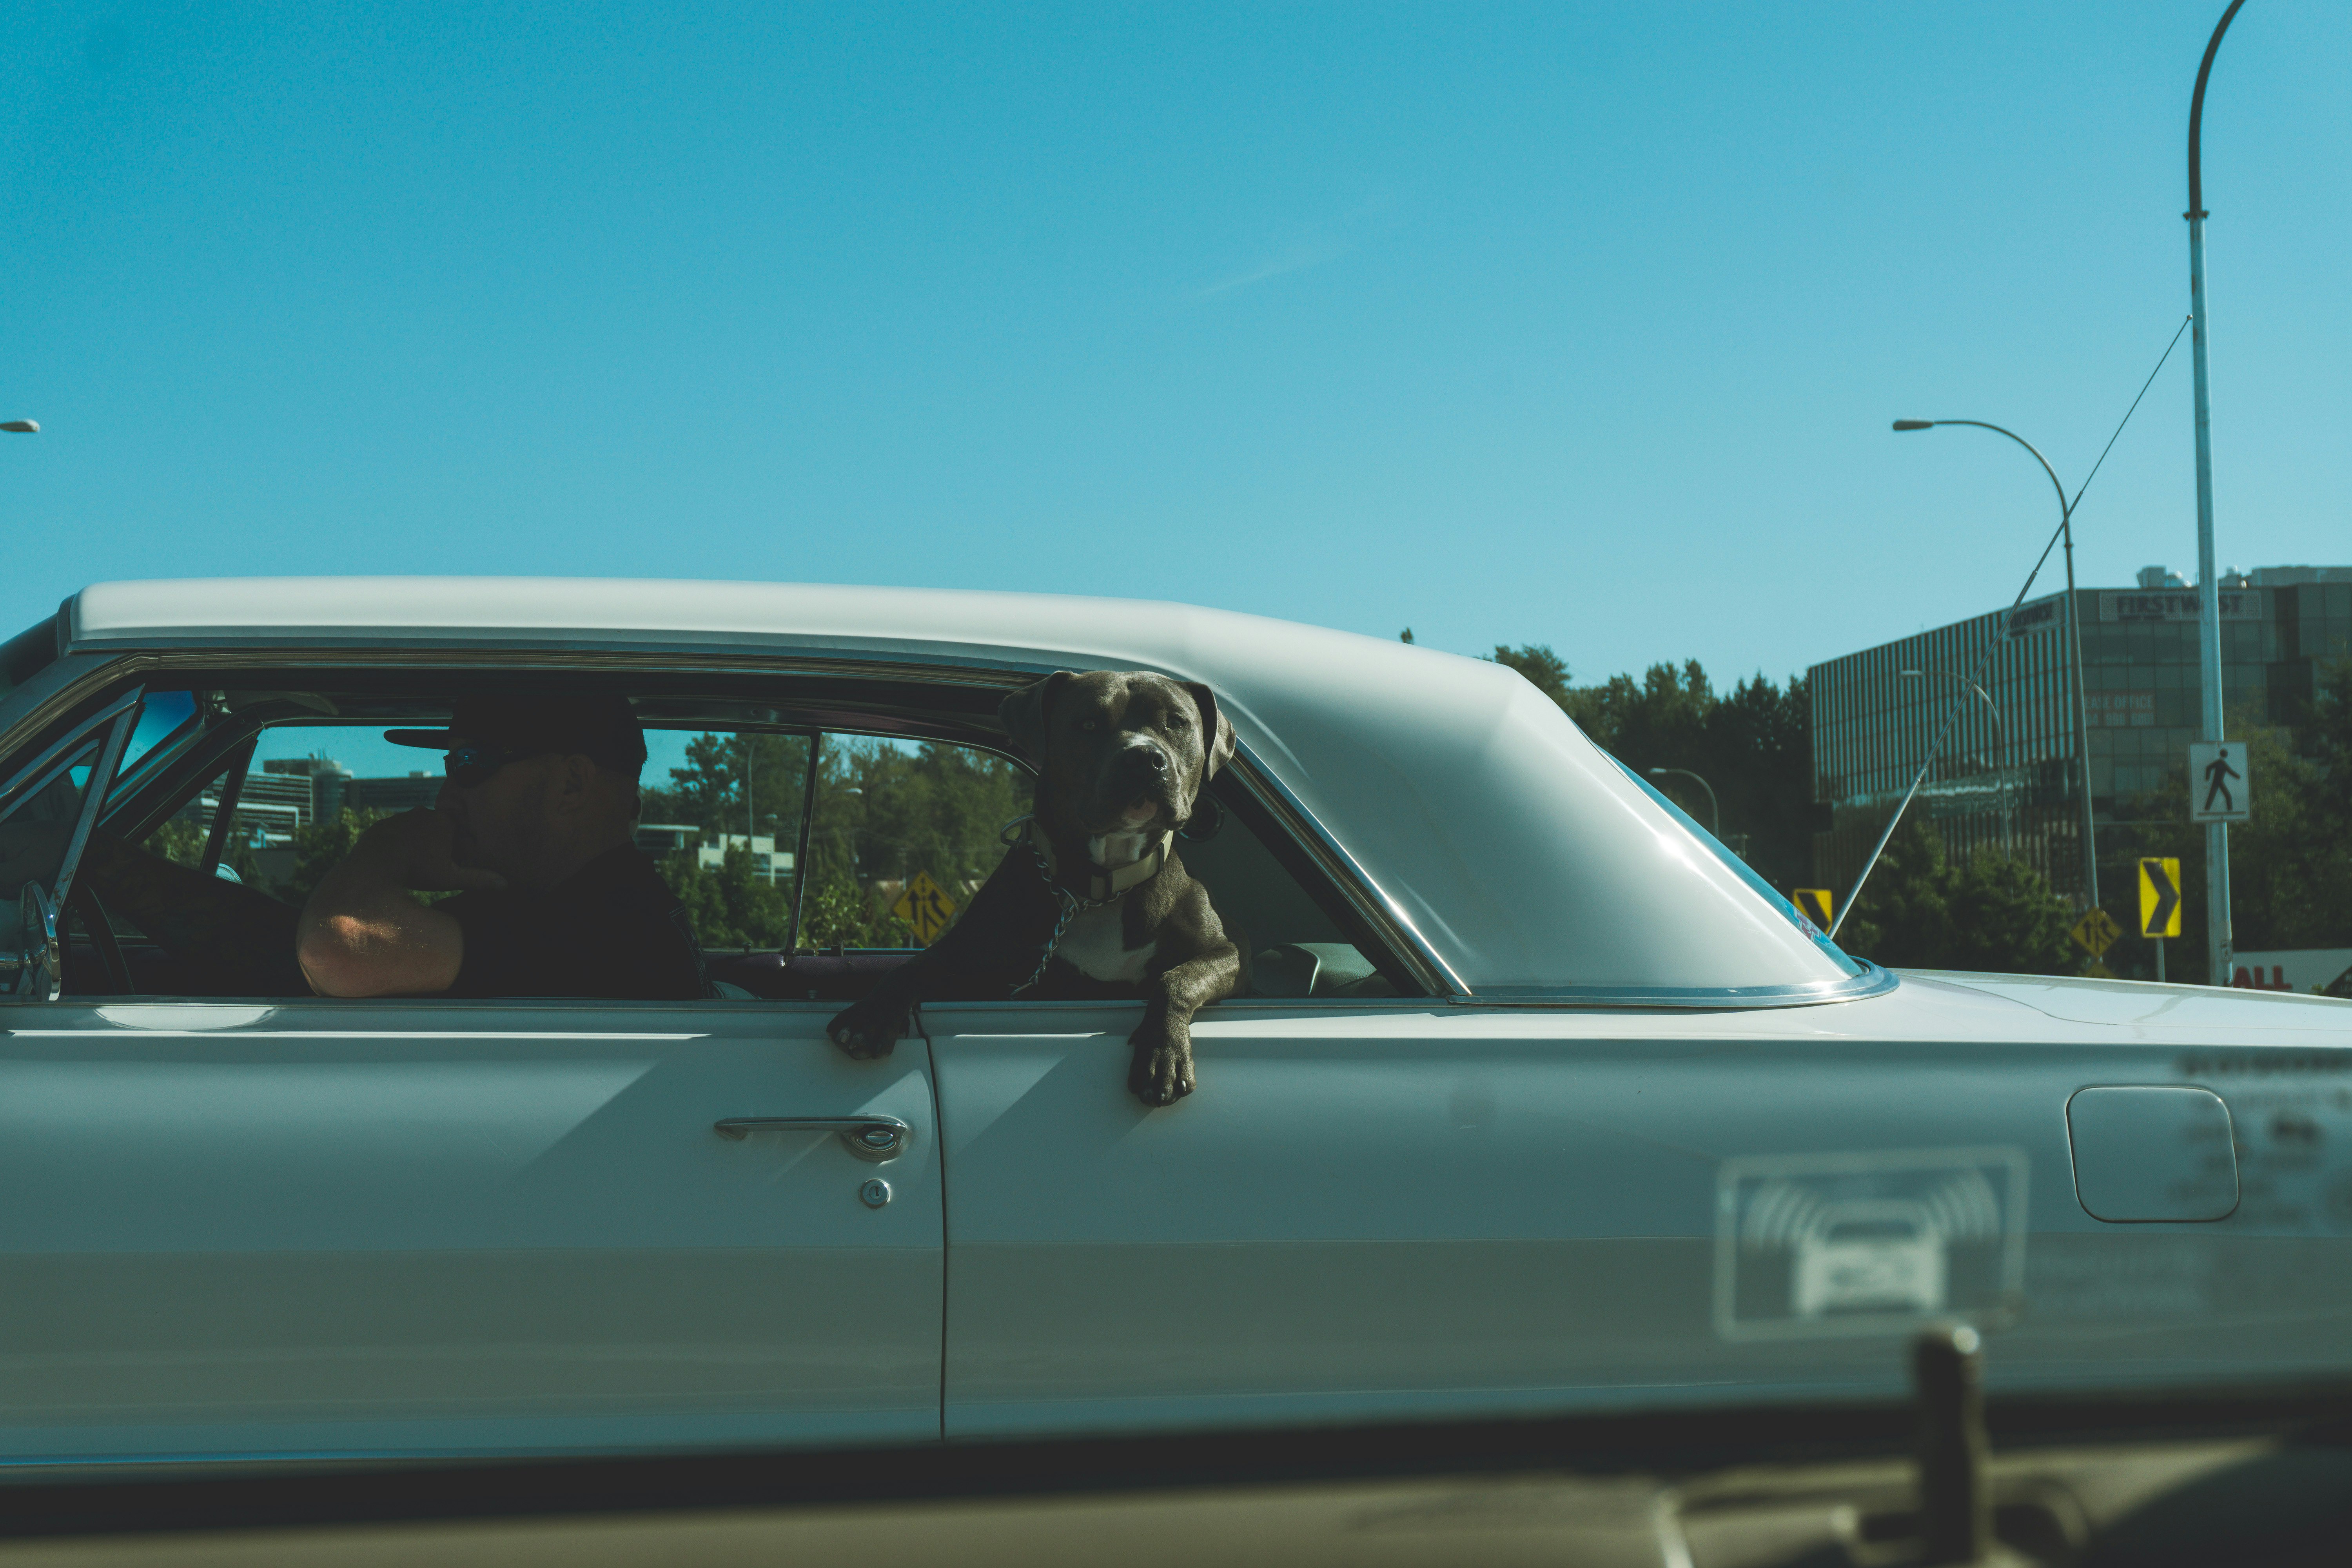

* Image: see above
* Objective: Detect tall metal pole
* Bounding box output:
[2060,505,2100,913]
[2188,1,2244,986]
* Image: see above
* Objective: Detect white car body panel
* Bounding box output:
[0,999,940,1459]
[932,977,2352,1439]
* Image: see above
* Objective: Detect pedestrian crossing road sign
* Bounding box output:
[892,870,958,945]
[2188,741,2251,824]
[1791,889,1833,928]
[2138,857,2183,939]
[2070,907,2122,958]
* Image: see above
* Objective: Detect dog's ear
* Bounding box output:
[1183,681,1236,781]
[998,672,1073,764]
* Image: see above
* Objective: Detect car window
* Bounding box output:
[138,721,452,895]
[636,724,821,950]
[778,729,1401,999]
[791,732,1033,951]
[37,688,1412,1005]
[113,690,199,784]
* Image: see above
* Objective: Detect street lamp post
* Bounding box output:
[1901,668,2010,855]
[2187,0,2245,987]
[1892,419,2100,912]
[1647,767,1721,839]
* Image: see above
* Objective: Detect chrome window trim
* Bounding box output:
[51,699,141,922]
[1446,962,1900,1010]
[0,688,146,818]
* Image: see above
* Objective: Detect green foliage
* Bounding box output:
[646,730,1026,951]
[1836,814,2085,975]
[1490,644,1571,707]
[141,815,265,888]
[143,818,207,866]
[797,873,913,951]
[2101,655,2352,984]
[663,842,795,949]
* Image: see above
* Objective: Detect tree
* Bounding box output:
[1834,813,2083,975]
[1490,644,1571,707]
[2100,655,2352,984]
[645,731,1024,951]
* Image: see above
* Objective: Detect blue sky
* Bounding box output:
[5,2,2347,691]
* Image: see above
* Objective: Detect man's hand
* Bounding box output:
[297,810,499,997]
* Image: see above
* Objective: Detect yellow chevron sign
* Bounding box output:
[2138,857,2182,938]
[1792,888,1833,928]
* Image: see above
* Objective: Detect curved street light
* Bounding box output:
[1893,419,2099,911]
[1647,766,1721,839]
[1901,668,2010,855]
[1,421,38,434]
[2186,0,2247,986]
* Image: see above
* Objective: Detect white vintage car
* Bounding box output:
[0,577,2346,1466]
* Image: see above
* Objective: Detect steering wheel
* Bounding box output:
[64,879,133,995]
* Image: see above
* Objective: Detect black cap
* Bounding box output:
[385,694,647,775]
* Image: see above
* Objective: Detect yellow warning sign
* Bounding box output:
[2138,857,2183,939]
[2070,907,2122,958]
[1791,888,1834,928]
[891,870,958,946]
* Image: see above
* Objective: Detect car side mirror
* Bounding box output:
[1,881,61,1001]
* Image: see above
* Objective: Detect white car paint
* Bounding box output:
[2,577,2348,1465]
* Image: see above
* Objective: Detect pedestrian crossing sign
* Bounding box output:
[2188,742,2251,824]
[892,870,958,945]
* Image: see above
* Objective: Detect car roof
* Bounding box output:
[62,576,1864,1000]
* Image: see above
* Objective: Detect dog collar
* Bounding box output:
[1007,816,1173,902]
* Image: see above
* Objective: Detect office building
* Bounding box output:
[1809,564,2352,901]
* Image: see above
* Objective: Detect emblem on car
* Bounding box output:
[1713,1147,2029,1340]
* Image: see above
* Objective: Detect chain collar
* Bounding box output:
[1001,814,1168,995]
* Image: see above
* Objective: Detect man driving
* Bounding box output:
[297,694,708,1000]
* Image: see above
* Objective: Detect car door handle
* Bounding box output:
[713,1115,910,1162]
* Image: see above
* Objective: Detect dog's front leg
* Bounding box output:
[1127,940,1241,1106]
[827,962,926,1060]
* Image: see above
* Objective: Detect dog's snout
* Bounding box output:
[1141,747,1169,774]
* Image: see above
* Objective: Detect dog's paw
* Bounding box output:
[1127,1030,1195,1107]
[826,998,903,1060]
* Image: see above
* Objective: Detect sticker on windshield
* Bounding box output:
[1713,1147,2028,1340]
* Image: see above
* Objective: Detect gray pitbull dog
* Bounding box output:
[827,670,1241,1105]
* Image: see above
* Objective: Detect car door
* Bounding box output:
[0,693,942,1463]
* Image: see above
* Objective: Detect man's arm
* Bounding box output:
[298,810,503,998]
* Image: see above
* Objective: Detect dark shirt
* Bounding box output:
[441,844,710,1001]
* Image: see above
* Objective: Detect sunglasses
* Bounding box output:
[442,744,547,790]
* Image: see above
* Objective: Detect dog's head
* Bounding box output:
[998,671,1235,837]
